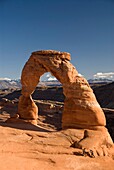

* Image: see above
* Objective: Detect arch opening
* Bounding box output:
[32,72,64,130]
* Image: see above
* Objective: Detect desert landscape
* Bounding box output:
[0,81,114,170]
[1,0,114,169]
[0,50,114,170]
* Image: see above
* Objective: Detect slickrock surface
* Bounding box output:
[0,98,114,169]
[0,113,114,170]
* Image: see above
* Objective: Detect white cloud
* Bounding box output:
[93,72,114,80]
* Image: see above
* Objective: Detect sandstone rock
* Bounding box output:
[73,127,113,157]
[20,50,106,128]
[18,95,38,120]
[0,123,114,170]
[6,50,113,156]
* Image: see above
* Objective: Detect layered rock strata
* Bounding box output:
[6,50,113,156]
[20,50,106,128]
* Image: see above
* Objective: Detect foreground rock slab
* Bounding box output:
[0,120,114,170]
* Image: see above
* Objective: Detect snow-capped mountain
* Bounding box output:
[88,72,114,84]
[40,73,61,86]
[0,78,12,81]
[88,78,113,84]
[0,74,61,89]
[0,72,114,89]
[0,78,21,89]
[40,73,58,82]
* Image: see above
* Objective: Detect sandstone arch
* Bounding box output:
[19,50,106,129]
[7,50,113,157]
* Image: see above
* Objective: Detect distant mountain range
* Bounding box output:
[88,78,113,84]
[0,78,21,90]
[0,77,61,90]
[0,76,114,90]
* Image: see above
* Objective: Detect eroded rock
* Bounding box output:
[6,50,113,157]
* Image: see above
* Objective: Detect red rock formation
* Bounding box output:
[19,50,106,128]
[6,50,113,157]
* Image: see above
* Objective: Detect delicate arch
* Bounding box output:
[19,50,106,129]
[6,50,113,158]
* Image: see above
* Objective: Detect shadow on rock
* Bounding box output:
[0,122,51,132]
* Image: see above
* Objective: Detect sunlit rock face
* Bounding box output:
[19,50,106,129]
[6,50,113,157]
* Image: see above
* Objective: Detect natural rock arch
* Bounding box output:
[19,50,106,129]
[7,50,113,157]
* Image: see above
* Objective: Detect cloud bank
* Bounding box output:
[93,72,114,80]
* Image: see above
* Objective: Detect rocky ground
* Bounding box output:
[0,100,114,169]
[0,83,114,170]
[0,115,114,170]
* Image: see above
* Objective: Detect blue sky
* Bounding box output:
[0,0,114,80]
